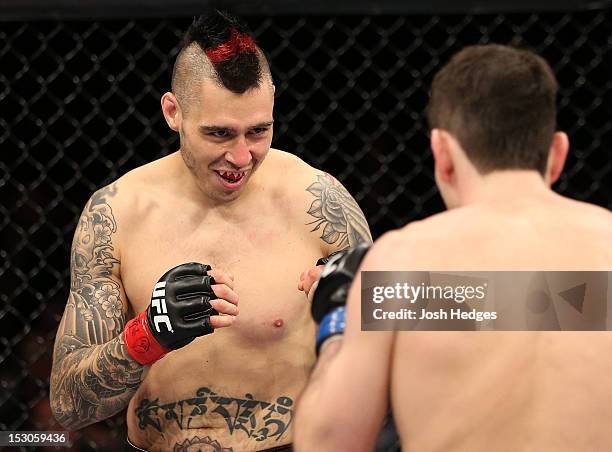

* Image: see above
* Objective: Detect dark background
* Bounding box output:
[1,0,611,450]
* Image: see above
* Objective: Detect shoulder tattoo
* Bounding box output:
[306,173,372,248]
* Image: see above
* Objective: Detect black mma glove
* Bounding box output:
[124,262,218,365]
[312,242,371,353]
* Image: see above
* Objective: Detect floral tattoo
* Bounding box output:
[50,184,144,430]
[306,173,372,249]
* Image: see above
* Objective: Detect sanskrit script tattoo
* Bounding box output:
[136,387,293,443]
[50,184,144,429]
[306,173,372,249]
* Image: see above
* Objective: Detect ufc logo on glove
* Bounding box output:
[151,282,173,333]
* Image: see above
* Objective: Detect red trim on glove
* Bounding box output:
[123,311,169,365]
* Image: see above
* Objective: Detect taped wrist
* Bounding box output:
[315,306,346,355]
[124,310,169,365]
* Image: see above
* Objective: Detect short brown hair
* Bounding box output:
[427,44,558,175]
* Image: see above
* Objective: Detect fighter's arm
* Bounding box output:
[305,172,372,254]
[299,172,372,293]
[50,184,239,430]
[294,241,395,452]
[50,184,141,430]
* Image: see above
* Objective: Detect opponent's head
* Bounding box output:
[161,11,274,204]
[427,44,568,208]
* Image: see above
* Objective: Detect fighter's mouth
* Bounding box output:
[214,170,246,184]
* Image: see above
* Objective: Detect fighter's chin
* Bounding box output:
[215,187,244,202]
[206,173,251,203]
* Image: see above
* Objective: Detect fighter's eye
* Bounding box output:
[209,130,231,138]
[249,127,269,136]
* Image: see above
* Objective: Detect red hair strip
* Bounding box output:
[205,28,257,63]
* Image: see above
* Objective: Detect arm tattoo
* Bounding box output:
[306,173,372,249]
[51,184,144,429]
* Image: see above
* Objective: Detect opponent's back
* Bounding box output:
[398,191,611,271]
[386,193,612,451]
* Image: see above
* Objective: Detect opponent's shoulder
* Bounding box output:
[395,209,467,243]
[536,194,612,244]
[361,227,422,270]
[361,230,403,269]
[568,199,612,250]
[562,196,612,228]
[365,212,469,269]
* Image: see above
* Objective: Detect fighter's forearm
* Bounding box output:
[50,334,144,430]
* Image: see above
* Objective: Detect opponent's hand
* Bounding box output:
[309,243,371,354]
[311,243,370,323]
[124,263,238,365]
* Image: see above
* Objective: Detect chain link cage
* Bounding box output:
[1,8,611,451]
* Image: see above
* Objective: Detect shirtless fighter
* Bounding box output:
[50,11,371,451]
[295,44,612,451]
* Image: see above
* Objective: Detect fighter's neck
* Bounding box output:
[460,170,553,205]
[170,151,259,216]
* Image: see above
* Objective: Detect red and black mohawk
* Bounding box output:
[184,10,262,93]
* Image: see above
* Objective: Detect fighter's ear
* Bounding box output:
[161,92,181,132]
[545,131,569,185]
[431,128,454,183]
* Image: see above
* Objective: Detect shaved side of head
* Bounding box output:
[171,12,274,115]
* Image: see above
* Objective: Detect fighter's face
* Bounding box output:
[177,80,274,204]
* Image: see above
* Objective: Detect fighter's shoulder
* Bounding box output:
[116,153,174,191]
[265,148,326,196]
[85,154,175,223]
[266,148,321,179]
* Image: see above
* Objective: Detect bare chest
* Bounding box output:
[122,203,320,450]
[121,213,321,338]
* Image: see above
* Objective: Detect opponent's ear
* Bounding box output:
[545,131,569,185]
[161,92,181,132]
[431,128,455,184]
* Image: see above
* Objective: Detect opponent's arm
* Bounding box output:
[294,243,394,452]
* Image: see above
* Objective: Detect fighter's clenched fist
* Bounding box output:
[124,263,238,365]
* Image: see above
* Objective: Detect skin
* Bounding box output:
[294,129,612,451]
[50,74,372,451]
